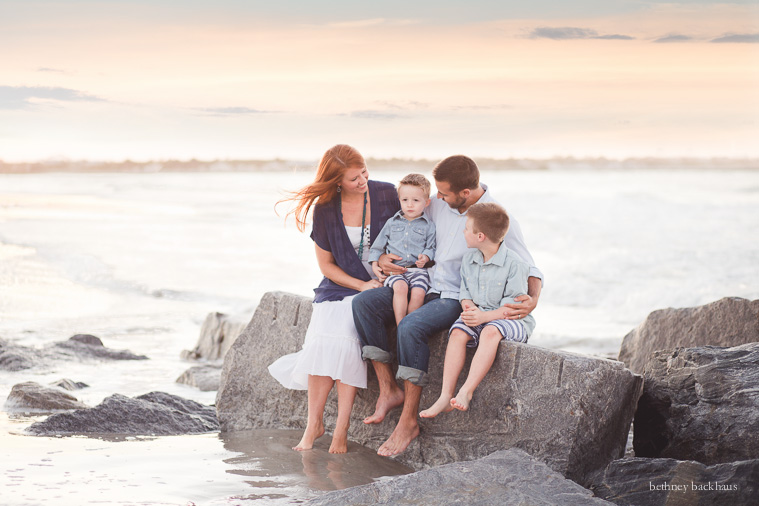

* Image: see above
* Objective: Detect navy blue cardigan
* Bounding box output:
[310,180,400,303]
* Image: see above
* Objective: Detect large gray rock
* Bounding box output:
[176,364,222,391]
[633,342,759,464]
[307,448,613,505]
[217,291,643,485]
[27,391,219,436]
[618,297,759,373]
[4,381,88,411]
[181,311,250,362]
[589,457,759,506]
[0,335,147,371]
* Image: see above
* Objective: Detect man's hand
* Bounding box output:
[461,306,488,327]
[415,254,430,269]
[502,294,537,320]
[378,253,406,276]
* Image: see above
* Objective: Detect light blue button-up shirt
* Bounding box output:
[426,183,543,299]
[368,210,436,267]
[460,241,536,336]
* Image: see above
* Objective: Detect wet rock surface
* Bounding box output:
[618,297,759,374]
[633,342,759,464]
[217,291,643,485]
[589,457,759,506]
[4,381,88,411]
[307,449,614,505]
[26,391,219,436]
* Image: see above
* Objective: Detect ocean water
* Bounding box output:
[1,167,758,504]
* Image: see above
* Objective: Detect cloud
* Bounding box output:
[374,100,429,110]
[529,27,634,40]
[654,34,693,43]
[0,85,103,109]
[37,67,67,73]
[711,33,759,43]
[348,110,403,119]
[194,106,274,116]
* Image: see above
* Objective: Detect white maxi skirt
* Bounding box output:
[267,294,368,390]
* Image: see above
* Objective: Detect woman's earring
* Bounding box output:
[336,186,341,193]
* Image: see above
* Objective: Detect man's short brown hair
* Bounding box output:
[432,155,479,193]
[399,173,431,197]
[467,202,510,243]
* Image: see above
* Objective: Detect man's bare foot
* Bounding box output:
[377,419,420,456]
[293,422,325,451]
[328,429,348,454]
[419,395,454,418]
[364,388,405,424]
[450,389,473,412]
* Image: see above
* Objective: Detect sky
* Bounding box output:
[1,0,758,162]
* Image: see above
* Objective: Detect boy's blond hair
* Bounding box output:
[399,173,431,197]
[467,202,510,243]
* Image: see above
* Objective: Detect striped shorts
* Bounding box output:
[449,317,528,348]
[384,267,430,291]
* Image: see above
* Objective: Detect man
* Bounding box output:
[352,155,543,456]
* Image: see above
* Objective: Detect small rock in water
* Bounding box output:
[26,391,219,436]
[176,365,222,391]
[5,381,88,412]
[50,378,90,391]
[69,334,104,346]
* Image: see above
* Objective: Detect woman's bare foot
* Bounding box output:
[419,395,455,418]
[293,422,325,451]
[363,388,405,424]
[328,428,348,454]
[377,419,420,456]
[450,389,473,411]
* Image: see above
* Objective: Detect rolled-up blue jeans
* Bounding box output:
[352,287,462,386]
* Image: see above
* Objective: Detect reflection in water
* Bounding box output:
[220,429,413,501]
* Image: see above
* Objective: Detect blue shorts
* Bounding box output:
[384,268,430,292]
[449,317,527,348]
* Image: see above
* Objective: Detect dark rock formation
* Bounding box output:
[589,457,759,506]
[307,449,613,505]
[0,335,147,371]
[181,311,250,362]
[176,364,222,391]
[4,381,88,411]
[633,343,759,464]
[217,292,643,485]
[50,378,89,391]
[26,391,219,436]
[618,297,759,373]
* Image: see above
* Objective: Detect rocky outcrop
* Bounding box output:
[217,291,643,485]
[26,391,219,436]
[618,297,759,373]
[4,381,88,411]
[633,342,759,464]
[181,311,250,362]
[0,335,147,371]
[176,364,222,391]
[307,448,614,505]
[589,457,759,506]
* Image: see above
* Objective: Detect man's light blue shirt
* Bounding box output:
[368,211,436,267]
[426,183,543,300]
[460,241,536,336]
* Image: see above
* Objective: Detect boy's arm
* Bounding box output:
[368,221,392,264]
[422,224,436,261]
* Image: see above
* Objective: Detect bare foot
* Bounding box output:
[450,390,473,412]
[364,388,405,424]
[419,395,454,418]
[329,428,348,454]
[377,420,420,456]
[293,422,325,451]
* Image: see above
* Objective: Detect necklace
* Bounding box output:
[339,191,368,260]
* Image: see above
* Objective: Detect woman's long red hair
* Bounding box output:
[278,144,366,232]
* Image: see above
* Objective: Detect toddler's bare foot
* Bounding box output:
[364,388,405,424]
[329,429,348,454]
[450,390,473,412]
[419,395,455,418]
[293,422,325,451]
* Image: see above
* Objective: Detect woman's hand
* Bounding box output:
[359,279,383,291]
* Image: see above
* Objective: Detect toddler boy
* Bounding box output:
[369,174,436,325]
[420,202,535,417]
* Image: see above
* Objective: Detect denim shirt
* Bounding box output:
[460,241,536,336]
[368,210,436,267]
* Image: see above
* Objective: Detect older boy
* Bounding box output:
[420,202,534,417]
[369,174,436,325]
